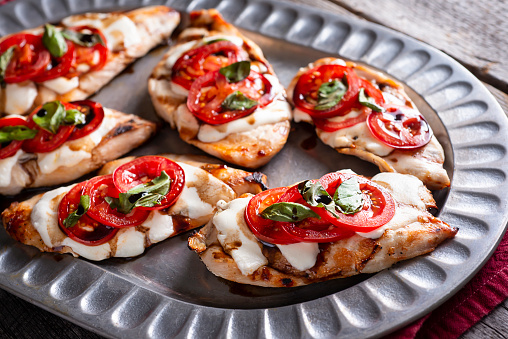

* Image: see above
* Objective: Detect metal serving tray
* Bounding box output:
[0,0,507,338]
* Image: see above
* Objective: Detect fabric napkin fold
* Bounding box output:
[388,229,508,339]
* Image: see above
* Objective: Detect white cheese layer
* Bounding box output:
[4,82,37,115]
[372,172,426,210]
[143,210,175,243]
[31,185,74,248]
[41,77,79,94]
[36,108,118,174]
[213,198,268,275]
[276,243,319,271]
[61,238,111,261]
[0,149,24,187]
[356,205,421,239]
[114,227,145,257]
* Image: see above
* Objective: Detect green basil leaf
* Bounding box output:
[260,202,320,222]
[298,180,340,218]
[358,88,385,112]
[221,91,258,111]
[219,61,251,83]
[43,24,68,57]
[333,177,364,214]
[0,46,15,88]
[33,101,66,134]
[62,29,105,47]
[63,195,90,228]
[0,125,38,144]
[204,38,229,45]
[314,78,347,111]
[105,171,171,214]
[63,109,86,125]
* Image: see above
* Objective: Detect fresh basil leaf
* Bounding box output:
[105,171,171,214]
[358,88,385,112]
[204,38,229,45]
[63,195,90,228]
[43,24,68,57]
[298,180,340,218]
[63,109,86,125]
[221,91,258,111]
[333,178,364,214]
[260,202,320,222]
[219,61,251,83]
[0,125,38,144]
[62,29,105,47]
[0,46,15,88]
[314,78,347,111]
[33,101,66,134]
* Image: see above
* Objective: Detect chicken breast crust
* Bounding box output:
[287,57,450,190]
[0,108,157,195]
[1,155,267,261]
[188,172,457,287]
[148,9,291,168]
[0,6,180,116]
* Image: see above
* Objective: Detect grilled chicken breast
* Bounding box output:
[2,155,267,261]
[148,9,291,168]
[0,107,156,195]
[188,172,457,287]
[287,58,450,190]
[0,6,180,116]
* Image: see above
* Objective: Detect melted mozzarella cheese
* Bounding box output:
[143,210,174,243]
[213,198,268,275]
[0,149,24,187]
[85,108,118,144]
[293,108,313,123]
[4,82,37,115]
[372,172,426,210]
[37,146,91,174]
[115,228,145,257]
[41,77,79,94]
[357,205,421,239]
[62,238,111,261]
[31,185,74,248]
[164,40,199,70]
[276,243,319,271]
[318,109,394,156]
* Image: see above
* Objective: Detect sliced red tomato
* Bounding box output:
[0,33,51,83]
[317,172,395,232]
[83,175,150,228]
[22,102,78,153]
[31,40,75,82]
[313,105,371,132]
[358,77,385,107]
[244,187,299,245]
[293,64,360,119]
[274,185,355,242]
[187,69,274,125]
[67,100,105,141]
[58,182,118,246]
[366,104,432,149]
[0,117,30,160]
[112,156,185,210]
[65,26,108,78]
[172,41,245,90]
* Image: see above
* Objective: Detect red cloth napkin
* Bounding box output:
[388,229,508,338]
[0,0,13,6]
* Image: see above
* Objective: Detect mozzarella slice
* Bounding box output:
[0,149,25,187]
[4,82,37,115]
[276,243,320,271]
[143,210,174,243]
[41,77,79,94]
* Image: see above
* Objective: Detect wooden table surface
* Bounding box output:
[1,0,507,338]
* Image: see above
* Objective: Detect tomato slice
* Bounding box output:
[112,156,185,210]
[0,33,51,83]
[0,117,30,160]
[317,172,395,232]
[366,104,432,149]
[171,41,246,90]
[274,185,355,243]
[58,182,118,246]
[65,26,108,78]
[313,105,370,132]
[31,40,75,82]
[66,100,105,141]
[358,77,385,107]
[22,102,79,153]
[293,64,360,119]
[187,70,274,125]
[83,175,150,228]
[244,187,299,245]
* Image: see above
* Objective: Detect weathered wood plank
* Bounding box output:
[462,303,508,338]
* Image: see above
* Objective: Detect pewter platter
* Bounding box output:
[1,0,507,338]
